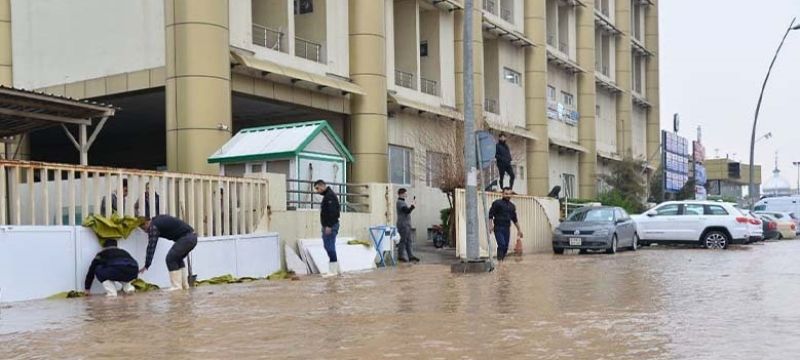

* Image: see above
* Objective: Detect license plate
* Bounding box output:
[569,238,582,246]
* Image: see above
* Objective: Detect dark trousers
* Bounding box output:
[96,264,138,283]
[494,226,511,260]
[322,222,340,263]
[166,233,198,271]
[398,226,415,259]
[497,162,515,189]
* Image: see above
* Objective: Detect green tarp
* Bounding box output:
[82,213,144,246]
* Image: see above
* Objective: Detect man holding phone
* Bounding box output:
[396,188,419,263]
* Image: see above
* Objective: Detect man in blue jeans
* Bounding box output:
[314,179,341,277]
[488,187,523,261]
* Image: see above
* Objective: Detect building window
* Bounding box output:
[294,0,314,15]
[390,145,413,185]
[561,91,574,107]
[426,151,450,188]
[562,173,576,198]
[420,40,428,57]
[503,68,521,86]
[547,85,557,101]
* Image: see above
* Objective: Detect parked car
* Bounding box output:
[755,211,800,235]
[759,213,796,240]
[754,196,800,219]
[633,201,754,249]
[552,206,637,254]
[744,210,764,243]
[757,214,780,240]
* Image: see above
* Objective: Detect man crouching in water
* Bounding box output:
[84,239,139,297]
[138,215,198,291]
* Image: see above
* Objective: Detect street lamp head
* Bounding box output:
[792,23,800,30]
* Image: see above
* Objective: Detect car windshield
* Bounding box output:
[754,205,767,211]
[567,208,615,222]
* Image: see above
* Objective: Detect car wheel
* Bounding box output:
[579,249,589,254]
[553,247,565,254]
[703,231,729,249]
[606,235,618,254]
[631,233,639,251]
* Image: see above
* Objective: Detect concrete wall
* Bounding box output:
[393,0,418,81]
[498,40,525,128]
[0,226,280,303]
[10,0,165,89]
[632,105,647,160]
[419,7,440,85]
[549,151,579,196]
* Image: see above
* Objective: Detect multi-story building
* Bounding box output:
[1,0,660,233]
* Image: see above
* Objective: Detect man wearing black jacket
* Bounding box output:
[488,188,524,261]
[314,179,341,277]
[84,239,139,297]
[138,215,198,291]
[396,188,419,263]
[495,133,515,190]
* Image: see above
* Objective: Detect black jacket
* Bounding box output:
[320,187,341,227]
[84,247,138,290]
[145,215,195,269]
[489,198,518,228]
[496,141,512,164]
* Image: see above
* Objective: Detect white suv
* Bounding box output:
[633,201,758,249]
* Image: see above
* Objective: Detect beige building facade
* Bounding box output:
[2,0,660,230]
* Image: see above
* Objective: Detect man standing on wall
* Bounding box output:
[488,187,523,261]
[495,133,515,191]
[139,215,198,291]
[315,179,340,277]
[396,188,420,263]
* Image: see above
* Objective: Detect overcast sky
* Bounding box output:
[659,0,800,187]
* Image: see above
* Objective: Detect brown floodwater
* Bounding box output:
[2,241,800,359]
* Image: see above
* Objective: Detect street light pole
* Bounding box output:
[748,17,800,207]
[463,0,479,261]
[793,161,800,195]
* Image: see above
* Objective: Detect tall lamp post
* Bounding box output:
[748,18,800,207]
[793,161,800,195]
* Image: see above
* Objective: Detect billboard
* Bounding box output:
[662,130,690,193]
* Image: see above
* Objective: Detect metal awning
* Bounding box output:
[230,52,365,96]
[549,137,588,153]
[631,38,654,57]
[482,16,535,47]
[427,0,462,11]
[597,150,623,161]
[594,12,622,35]
[595,75,623,93]
[632,93,653,108]
[483,116,539,141]
[0,86,116,164]
[387,94,463,121]
[546,48,586,74]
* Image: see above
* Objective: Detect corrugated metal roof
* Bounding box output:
[208,120,354,164]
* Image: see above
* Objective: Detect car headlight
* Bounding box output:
[594,229,610,237]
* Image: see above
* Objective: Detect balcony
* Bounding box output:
[395,69,416,90]
[483,0,497,14]
[295,36,323,63]
[252,23,283,51]
[421,78,438,96]
[485,98,499,114]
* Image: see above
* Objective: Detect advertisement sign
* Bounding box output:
[693,141,706,163]
[695,164,707,186]
[662,130,690,193]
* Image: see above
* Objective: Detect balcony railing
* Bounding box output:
[483,0,497,14]
[252,23,283,51]
[485,98,499,114]
[421,78,438,96]
[501,7,513,22]
[395,69,416,90]
[295,36,323,63]
[286,179,369,213]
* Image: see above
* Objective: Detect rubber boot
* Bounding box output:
[322,262,339,278]
[165,270,182,291]
[102,280,118,297]
[122,281,135,295]
[181,267,190,290]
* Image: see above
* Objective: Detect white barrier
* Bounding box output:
[0,226,280,303]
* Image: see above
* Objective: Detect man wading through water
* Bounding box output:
[315,179,341,277]
[139,215,198,290]
[495,133,515,191]
[488,188,523,261]
[396,188,420,263]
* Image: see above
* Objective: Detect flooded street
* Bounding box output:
[3,241,800,359]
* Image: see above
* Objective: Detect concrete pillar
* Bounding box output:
[165,0,232,174]
[523,0,549,196]
[576,1,598,199]
[454,5,485,128]
[645,1,660,168]
[348,0,388,183]
[615,0,633,156]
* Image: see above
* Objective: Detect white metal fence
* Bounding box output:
[0,160,268,237]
